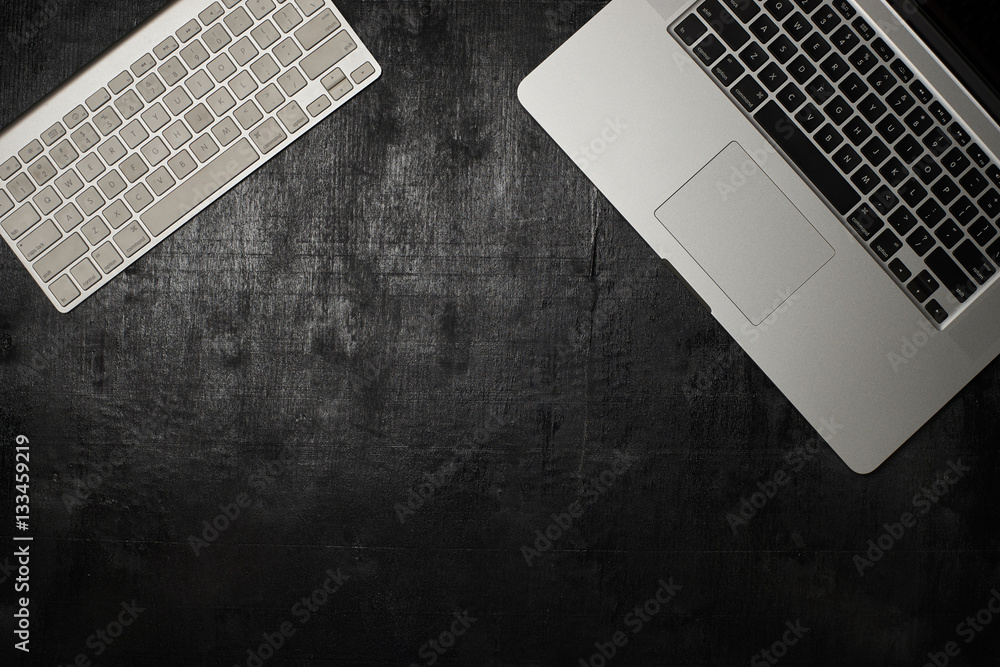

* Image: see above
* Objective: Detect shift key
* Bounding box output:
[301,31,356,80]
[697,0,750,50]
[34,233,87,282]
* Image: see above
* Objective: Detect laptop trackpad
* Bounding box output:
[654,142,834,325]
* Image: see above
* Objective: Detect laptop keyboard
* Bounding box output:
[671,0,1000,328]
[0,0,379,313]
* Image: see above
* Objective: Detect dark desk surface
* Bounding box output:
[1,1,999,665]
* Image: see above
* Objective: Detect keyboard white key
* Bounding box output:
[1,0,379,311]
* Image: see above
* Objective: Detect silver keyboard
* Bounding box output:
[0,0,380,312]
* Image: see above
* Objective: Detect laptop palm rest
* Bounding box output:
[654,142,835,325]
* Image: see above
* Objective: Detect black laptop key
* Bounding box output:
[989,165,1000,188]
[895,135,922,164]
[885,86,915,115]
[899,178,927,207]
[879,157,908,187]
[980,189,1000,219]
[861,136,890,166]
[969,217,998,247]
[941,147,970,177]
[777,83,806,111]
[833,144,862,173]
[867,66,896,95]
[907,270,938,302]
[789,55,816,83]
[838,72,867,102]
[713,54,747,86]
[843,116,871,145]
[907,227,935,256]
[876,115,904,144]
[950,196,978,226]
[765,0,794,20]
[816,123,844,153]
[812,6,841,33]
[831,25,860,54]
[723,0,761,22]
[922,127,952,157]
[925,299,948,324]
[988,238,1000,265]
[821,52,848,81]
[915,155,943,184]
[903,107,933,137]
[824,96,852,125]
[917,199,945,227]
[806,75,834,103]
[675,14,709,45]
[889,257,911,282]
[959,169,988,198]
[953,240,995,284]
[858,93,887,123]
[852,16,875,40]
[888,207,918,235]
[802,33,831,61]
[732,75,769,111]
[947,123,971,147]
[700,1,752,49]
[890,59,913,83]
[754,101,861,214]
[695,35,727,65]
[871,37,894,61]
[795,103,824,132]
[750,14,780,42]
[758,62,788,91]
[739,42,770,71]
[794,0,822,12]
[934,219,963,248]
[909,80,933,104]
[847,203,884,239]
[871,229,902,261]
[967,144,990,169]
[926,247,976,301]
[931,176,959,205]
[928,101,952,125]
[851,164,879,194]
[832,0,856,19]
[768,35,798,63]
[871,184,899,215]
[850,45,877,75]
[784,12,812,41]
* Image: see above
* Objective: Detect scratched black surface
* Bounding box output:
[1,0,999,665]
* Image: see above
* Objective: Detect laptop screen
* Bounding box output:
[891,0,1000,121]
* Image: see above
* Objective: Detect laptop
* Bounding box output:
[519,0,1000,473]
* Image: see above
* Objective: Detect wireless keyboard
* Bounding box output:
[671,0,1000,328]
[0,0,380,312]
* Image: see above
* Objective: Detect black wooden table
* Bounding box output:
[1,1,999,665]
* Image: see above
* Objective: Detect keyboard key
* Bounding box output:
[138,73,167,102]
[154,36,179,59]
[987,238,1000,265]
[895,135,922,164]
[925,299,948,324]
[209,53,238,82]
[277,101,310,133]
[764,0,794,20]
[200,2,225,25]
[907,227,935,256]
[164,87,194,115]
[301,32,356,80]
[820,52,848,81]
[909,80,932,104]
[307,95,332,117]
[230,71,260,99]
[0,157,19,181]
[49,275,81,306]
[969,217,998,247]
[16,220,62,261]
[108,71,133,95]
[980,189,1000,219]
[121,120,150,149]
[230,36,260,66]
[850,164,878,194]
[675,14,708,45]
[783,12,811,41]
[931,176,959,205]
[142,138,260,236]
[870,184,898,215]
[914,156,942,184]
[860,137,889,166]
[42,122,66,147]
[889,59,913,83]
[768,35,797,63]
[788,55,816,84]
[879,157,908,187]
[847,203,883,240]
[207,87,237,116]
[248,0,277,20]
[851,16,875,40]
[917,199,945,227]
[296,9,342,51]
[805,75,834,103]
[907,270,938,302]
[33,186,61,215]
[77,188,106,217]
[177,19,202,43]
[832,0,855,19]
[63,105,88,130]
[843,116,871,145]
[0,191,12,218]
[34,233,87,282]
[889,257,911,282]
[186,70,216,99]
[274,5,304,32]
[18,140,44,164]
[875,115,903,144]
[885,86,914,115]
[124,183,154,212]
[141,137,170,167]
[824,96,851,124]
[251,53,282,83]
[928,101,952,125]
[92,242,123,273]
[191,134,221,163]
[795,103,824,132]
[867,66,895,95]
[812,6,841,34]
[274,38,304,67]
[234,100,264,129]
[131,53,157,77]
[98,171,126,199]
[181,40,211,69]
[86,89,112,112]
[120,155,149,183]
[278,68,308,96]
[870,228,901,261]
[757,62,787,91]
[98,136,127,166]
[140,103,171,133]
[953,240,995,284]
[837,72,867,102]
[146,167,176,196]
[950,196,978,226]
[831,25,859,54]
[850,45,877,75]
[53,203,83,232]
[903,107,933,137]
[1,204,41,239]
[211,117,242,146]
[922,128,951,157]
[723,0,761,22]
[70,258,101,290]
[833,144,861,173]
[294,0,325,16]
[113,221,151,258]
[28,156,57,185]
[858,93,886,122]
[888,207,917,235]
[255,83,287,113]
[960,169,988,198]
[167,150,198,180]
[738,42,769,71]
[777,83,806,111]
[252,19,281,49]
[966,144,990,169]
[8,173,36,202]
[203,24,232,53]
[989,165,1000,188]
[871,37,894,62]
[732,75,768,111]
[750,14,779,42]
[934,219,962,248]
[947,123,971,147]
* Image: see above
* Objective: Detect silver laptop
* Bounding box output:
[519,0,1000,473]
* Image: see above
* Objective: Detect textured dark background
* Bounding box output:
[1,0,1000,665]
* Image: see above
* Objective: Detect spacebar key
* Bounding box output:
[141,138,260,237]
[753,101,861,216]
